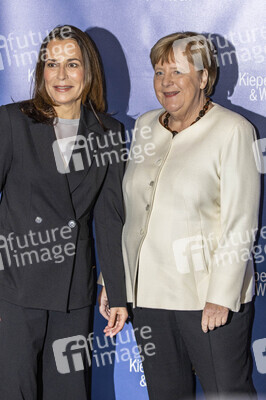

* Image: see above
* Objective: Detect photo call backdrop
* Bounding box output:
[0,0,265,399]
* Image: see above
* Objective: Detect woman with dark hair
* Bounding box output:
[0,25,127,400]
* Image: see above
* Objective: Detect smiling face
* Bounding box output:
[43,39,85,111]
[153,50,208,120]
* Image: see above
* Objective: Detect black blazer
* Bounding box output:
[0,102,127,311]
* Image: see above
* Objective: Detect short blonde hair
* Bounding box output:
[150,32,217,96]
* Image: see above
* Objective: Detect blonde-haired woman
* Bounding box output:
[101,32,260,399]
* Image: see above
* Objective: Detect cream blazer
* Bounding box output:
[121,104,260,312]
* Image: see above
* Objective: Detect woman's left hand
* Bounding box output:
[201,302,229,333]
[98,286,111,320]
[98,286,128,337]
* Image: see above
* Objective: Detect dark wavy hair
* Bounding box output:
[20,25,105,124]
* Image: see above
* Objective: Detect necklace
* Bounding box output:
[163,97,211,137]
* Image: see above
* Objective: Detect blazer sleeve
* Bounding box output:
[205,119,260,311]
[93,122,127,308]
[0,106,13,191]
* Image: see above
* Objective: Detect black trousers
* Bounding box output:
[131,302,257,400]
[0,299,93,400]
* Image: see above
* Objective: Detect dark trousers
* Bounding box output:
[131,302,257,400]
[0,299,93,400]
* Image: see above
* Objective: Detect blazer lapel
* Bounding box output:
[29,105,108,219]
[29,119,75,218]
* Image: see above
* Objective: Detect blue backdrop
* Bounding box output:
[0,0,265,399]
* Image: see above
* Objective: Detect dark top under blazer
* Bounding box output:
[0,102,127,311]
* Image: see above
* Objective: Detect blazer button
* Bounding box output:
[35,216,42,223]
[156,159,162,166]
[68,220,76,229]
[149,181,154,187]
[140,229,145,235]
[146,205,150,211]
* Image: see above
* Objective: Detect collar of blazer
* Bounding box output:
[29,103,107,213]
